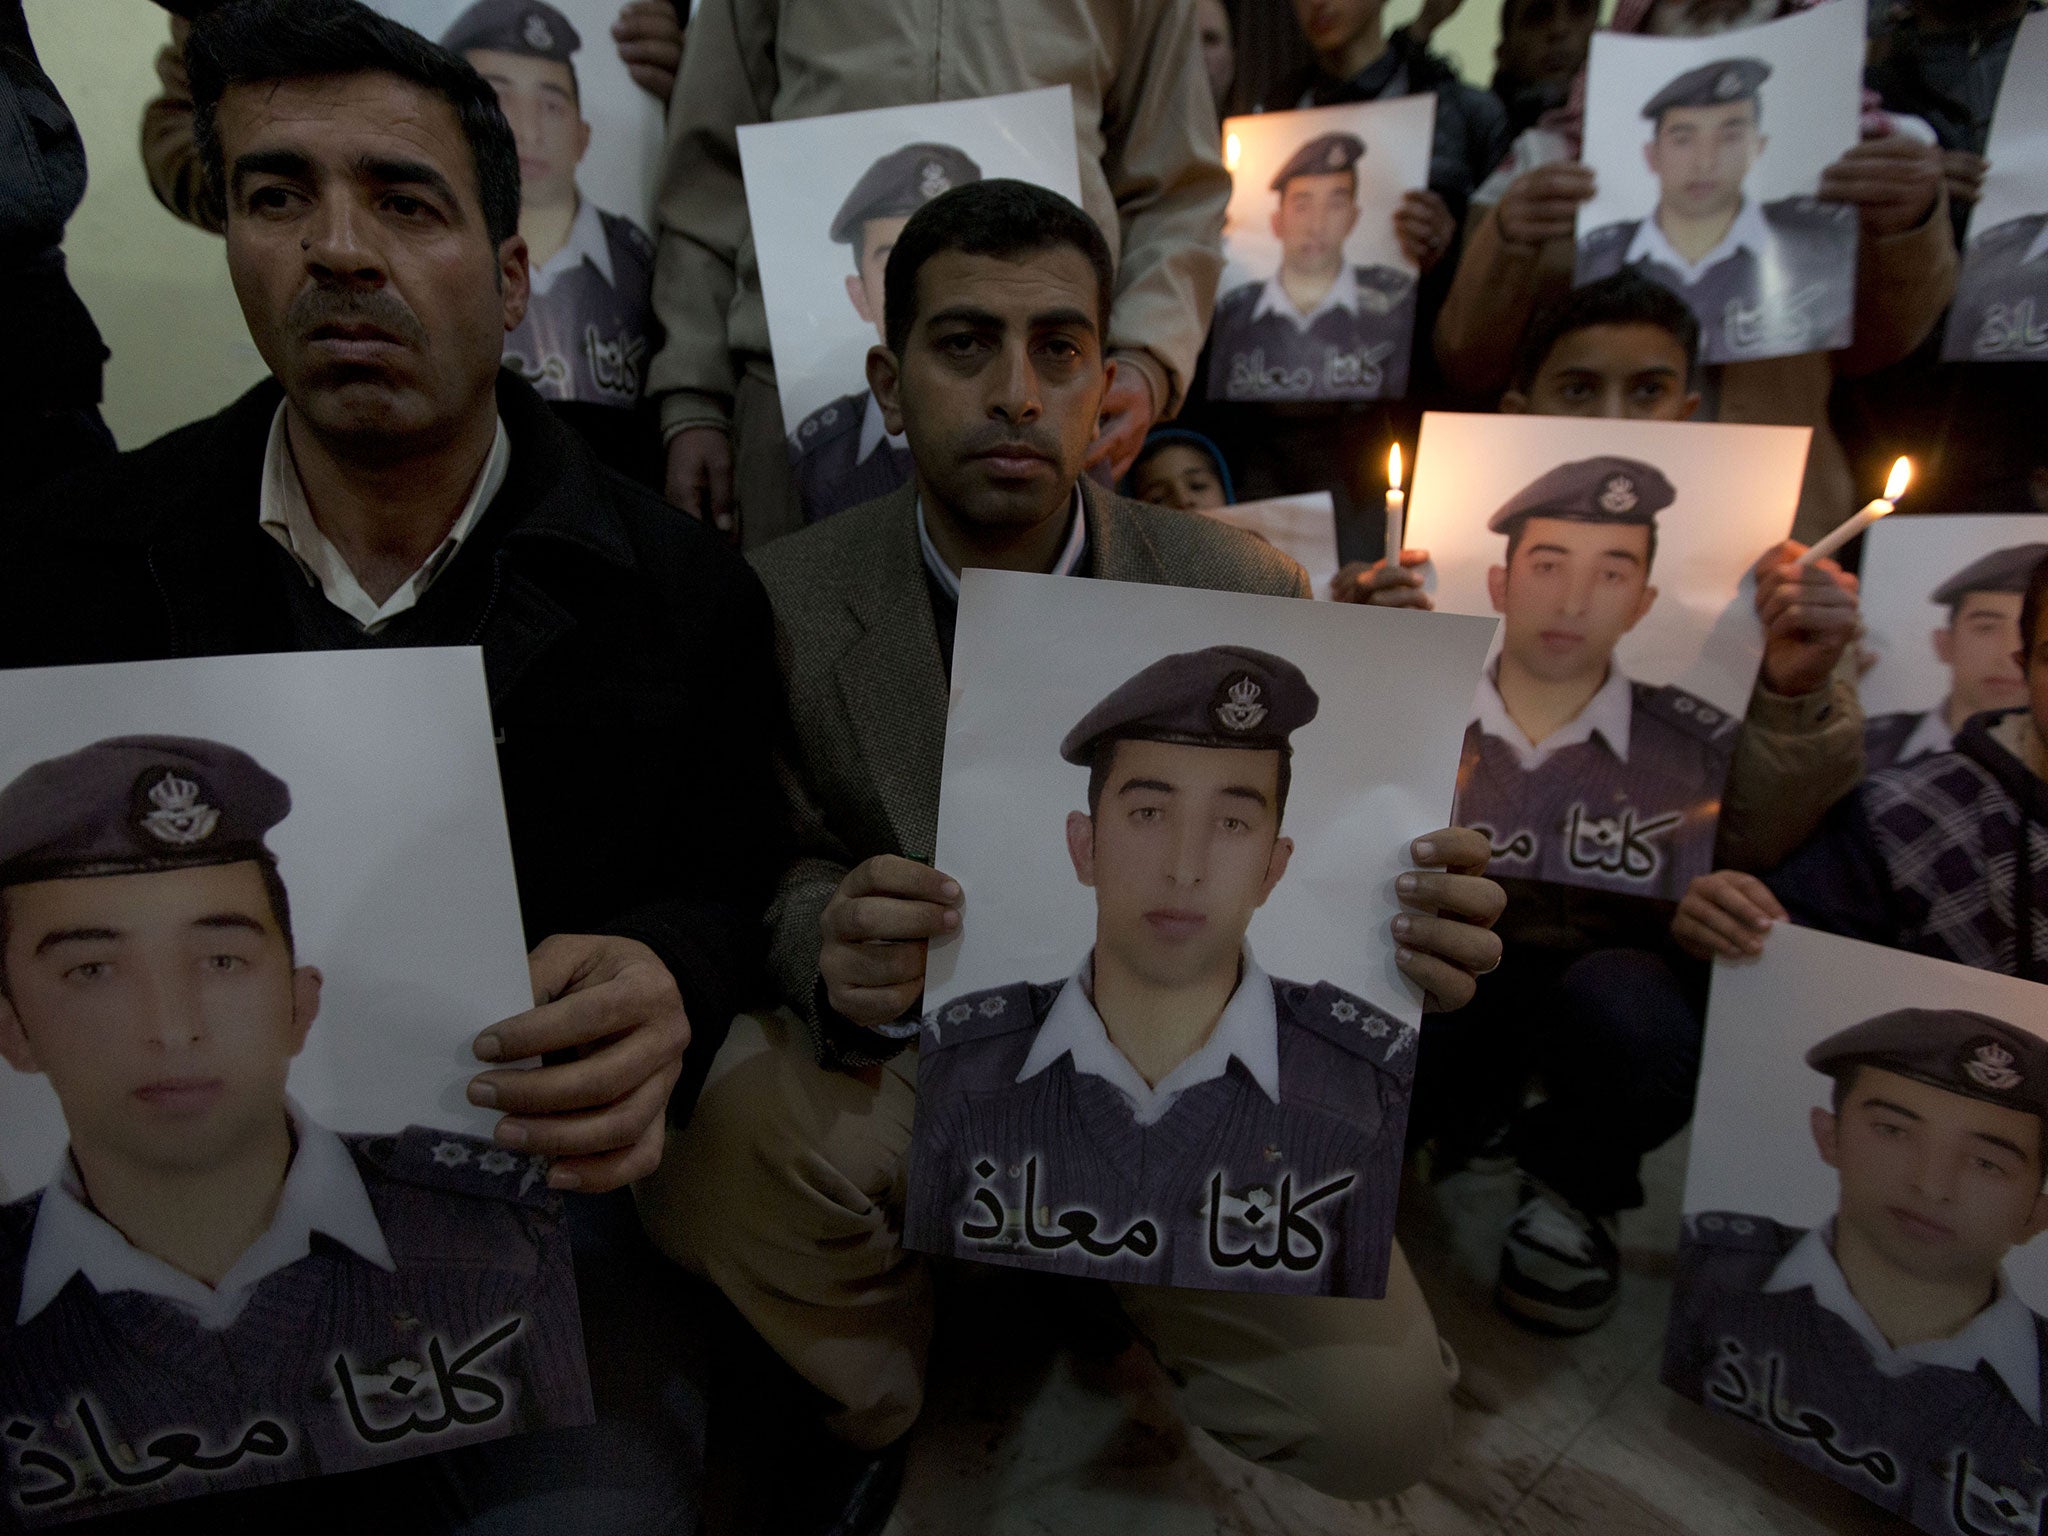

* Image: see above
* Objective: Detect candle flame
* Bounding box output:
[1224,133,1241,172]
[1387,442,1404,491]
[1883,456,1911,502]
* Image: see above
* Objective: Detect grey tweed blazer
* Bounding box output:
[749,476,1311,1069]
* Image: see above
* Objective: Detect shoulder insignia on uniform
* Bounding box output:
[1275,978,1416,1080]
[1684,1210,1799,1254]
[1579,221,1635,256]
[921,980,1056,1051]
[1970,213,2047,254]
[1763,195,1856,230]
[1636,681,1740,752]
[791,393,864,452]
[352,1126,554,1207]
[1354,265,1415,315]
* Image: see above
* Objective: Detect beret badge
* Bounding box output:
[1599,475,1638,514]
[523,12,554,49]
[137,769,220,848]
[1965,1040,2024,1092]
[920,161,951,200]
[1213,675,1269,734]
[1714,69,1743,100]
[1326,143,1346,169]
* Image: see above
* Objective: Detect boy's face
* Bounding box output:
[0,862,320,1178]
[1272,172,1359,280]
[1646,100,1764,222]
[1130,443,1228,512]
[846,213,913,348]
[2026,600,2048,762]
[1934,591,2028,720]
[1815,1067,2048,1291]
[1291,0,1385,55]
[469,49,589,212]
[1488,517,1658,686]
[1066,739,1294,994]
[1501,322,1699,420]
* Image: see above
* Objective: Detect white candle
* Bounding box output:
[1796,457,1911,568]
[1384,443,1406,561]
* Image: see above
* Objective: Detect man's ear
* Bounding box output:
[867,345,906,436]
[1486,563,1508,613]
[1627,582,1659,631]
[1933,626,1955,666]
[287,966,323,1058]
[499,234,532,332]
[1811,1105,1841,1170]
[0,993,39,1075]
[2023,1187,2048,1245]
[846,272,875,325]
[1680,389,1702,420]
[1257,835,1294,905]
[1750,133,1768,166]
[1065,810,1097,887]
[1270,207,1284,244]
[1500,389,1530,414]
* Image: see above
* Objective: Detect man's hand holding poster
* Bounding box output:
[1403,411,1810,901]
[903,571,1498,1299]
[0,651,590,1525]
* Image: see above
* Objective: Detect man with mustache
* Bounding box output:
[906,646,1417,1298]
[1576,58,1857,365]
[1208,131,1418,403]
[1666,1007,2048,1531]
[0,0,780,1527]
[635,178,1506,1529]
[0,736,590,1522]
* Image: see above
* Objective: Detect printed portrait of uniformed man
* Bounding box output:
[1666,1007,2048,1536]
[1865,544,2048,775]
[1576,57,1856,366]
[1453,455,1738,902]
[0,737,589,1524]
[906,646,1418,1299]
[787,142,983,523]
[443,0,659,406]
[1208,131,1417,404]
[1945,210,2048,363]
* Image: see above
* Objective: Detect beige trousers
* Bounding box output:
[636,1011,1459,1502]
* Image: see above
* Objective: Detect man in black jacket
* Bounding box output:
[0,2,781,1530]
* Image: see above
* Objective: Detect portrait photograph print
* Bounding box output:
[1669,923,2048,1535]
[738,88,1084,524]
[0,650,590,1526]
[1574,0,1865,367]
[1856,514,2048,775]
[1198,491,1344,601]
[1941,9,2048,363]
[1402,411,1811,901]
[904,570,1500,1299]
[373,0,667,407]
[1208,96,1435,405]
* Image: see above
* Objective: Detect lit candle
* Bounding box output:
[1384,443,1406,562]
[1797,457,1911,568]
[1224,132,1241,173]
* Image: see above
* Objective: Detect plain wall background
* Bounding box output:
[31,0,1527,451]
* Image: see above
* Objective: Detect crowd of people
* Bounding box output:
[0,0,2041,1529]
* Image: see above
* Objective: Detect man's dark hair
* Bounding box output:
[881,180,1115,358]
[1511,269,1701,395]
[2021,552,2048,675]
[187,0,522,251]
[1504,518,1660,575]
[1083,740,1293,829]
[0,859,296,1002]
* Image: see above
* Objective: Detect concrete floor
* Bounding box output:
[885,1133,1907,1536]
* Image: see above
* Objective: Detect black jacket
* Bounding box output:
[0,373,786,1118]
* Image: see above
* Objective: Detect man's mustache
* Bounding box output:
[287,286,427,348]
[958,423,1063,461]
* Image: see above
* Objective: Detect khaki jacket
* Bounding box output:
[751,477,1309,1069]
[648,0,1230,437]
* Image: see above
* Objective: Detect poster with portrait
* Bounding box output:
[1199,492,1344,601]
[739,89,1084,524]
[1856,514,2048,774]
[0,650,590,1526]
[904,570,1499,1299]
[1208,97,1435,405]
[1402,411,1809,901]
[1942,10,2048,362]
[374,0,667,406]
[1668,923,2048,1535]
[1574,0,1864,366]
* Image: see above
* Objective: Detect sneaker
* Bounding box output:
[1496,1186,1621,1334]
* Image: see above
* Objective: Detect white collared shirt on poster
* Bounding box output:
[1626,196,1777,288]
[1764,1223,2042,1423]
[916,487,1087,603]
[1016,950,1283,1128]
[1250,263,1364,331]
[529,195,616,296]
[259,403,511,633]
[1474,662,1635,771]
[1898,707,1957,764]
[16,1101,397,1332]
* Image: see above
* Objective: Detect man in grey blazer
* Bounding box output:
[636,180,1505,1529]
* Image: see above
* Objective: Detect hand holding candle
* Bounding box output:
[1797,457,1911,568]
[1385,443,1406,561]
